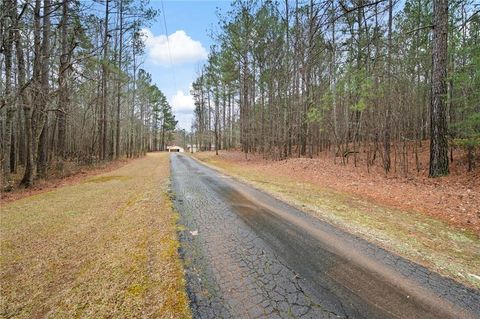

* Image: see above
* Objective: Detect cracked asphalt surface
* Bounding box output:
[171,153,480,319]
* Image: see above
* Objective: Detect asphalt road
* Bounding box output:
[171,153,480,319]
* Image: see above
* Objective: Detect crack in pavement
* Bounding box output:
[171,154,480,319]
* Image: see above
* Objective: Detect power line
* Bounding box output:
[160,0,178,95]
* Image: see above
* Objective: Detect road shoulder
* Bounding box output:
[192,151,480,289]
[0,153,191,318]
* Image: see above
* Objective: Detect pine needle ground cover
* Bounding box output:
[0,153,191,318]
[193,151,480,289]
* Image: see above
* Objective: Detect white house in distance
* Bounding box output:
[186,144,217,153]
[166,145,184,152]
[187,144,198,153]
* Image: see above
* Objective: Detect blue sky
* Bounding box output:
[142,1,232,130]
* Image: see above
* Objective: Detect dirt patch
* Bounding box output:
[85,175,131,183]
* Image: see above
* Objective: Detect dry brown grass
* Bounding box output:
[1,158,132,204]
[0,153,191,318]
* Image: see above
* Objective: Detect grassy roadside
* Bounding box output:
[193,152,480,289]
[0,153,191,318]
[1,158,132,204]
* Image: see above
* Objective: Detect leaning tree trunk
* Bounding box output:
[429,0,449,177]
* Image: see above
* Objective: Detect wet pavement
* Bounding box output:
[170,153,480,319]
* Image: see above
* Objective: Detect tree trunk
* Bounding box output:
[383,0,393,173]
[429,0,449,177]
[36,0,52,179]
[2,0,14,190]
[129,42,137,157]
[100,0,110,160]
[115,0,124,159]
[21,0,42,187]
[15,0,32,187]
[36,126,48,178]
[57,0,69,163]
[467,145,475,172]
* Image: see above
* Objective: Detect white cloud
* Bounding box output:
[176,113,194,131]
[170,90,195,114]
[170,90,195,130]
[141,28,208,66]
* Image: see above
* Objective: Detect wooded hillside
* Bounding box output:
[190,0,479,177]
[0,0,177,190]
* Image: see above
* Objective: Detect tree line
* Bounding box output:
[191,0,479,177]
[0,0,177,190]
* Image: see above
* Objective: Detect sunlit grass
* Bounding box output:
[194,152,480,289]
[0,153,191,318]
